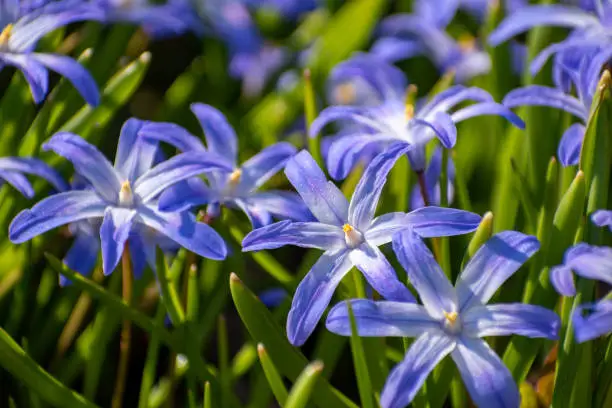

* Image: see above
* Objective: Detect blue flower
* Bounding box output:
[242,143,483,345]
[0,156,67,198]
[141,103,311,229]
[311,55,524,179]
[409,147,455,210]
[0,0,102,104]
[592,209,612,231]
[9,118,231,275]
[371,1,492,83]
[489,2,612,78]
[572,299,612,343]
[326,229,559,408]
[550,243,612,297]
[95,0,204,39]
[501,53,605,167]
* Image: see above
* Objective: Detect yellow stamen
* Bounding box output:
[405,104,415,120]
[229,168,242,184]
[444,311,458,325]
[0,24,13,45]
[119,181,133,206]
[457,34,476,52]
[342,224,353,233]
[405,85,417,120]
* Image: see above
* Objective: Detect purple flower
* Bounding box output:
[141,103,311,229]
[0,156,67,198]
[572,299,612,343]
[95,0,204,39]
[326,229,559,408]
[502,52,605,166]
[0,0,102,104]
[242,143,483,346]
[372,8,491,83]
[550,243,612,297]
[592,209,612,231]
[311,55,524,179]
[9,118,231,275]
[489,2,612,78]
[409,148,455,210]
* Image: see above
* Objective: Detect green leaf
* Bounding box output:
[347,301,375,408]
[138,302,166,408]
[304,69,322,167]
[284,361,325,408]
[204,382,212,408]
[0,326,97,408]
[462,211,494,268]
[156,248,185,325]
[257,343,289,406]
[218,316,232,408]
[229,273,358,408]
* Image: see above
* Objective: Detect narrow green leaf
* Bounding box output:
[0,326,97,408]
[284,361,325,408]
[204,382,212,408]
[347,301,375,408]
[462,211,494,268]
[231,344,257,379]
[138,302,166,408]
[156,248,185,325]
[257,343,289,406]
[229,273,358,408]
[218,316,231,408]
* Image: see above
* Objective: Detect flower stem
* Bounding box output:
[112,244,133,408]
[416,170,430,206]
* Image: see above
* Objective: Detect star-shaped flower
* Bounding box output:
[326,229,559,408]
[10,118,231,275]
[242,143,483,345]
[141,103,311,229]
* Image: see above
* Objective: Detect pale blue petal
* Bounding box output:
[573,300,612,343]
[1,53,48,104]
[158,178,213,212]
[558,123,585,167]
[502,85,588,121]
[139,121,205,152]
[463,303,560,339]
[100,207,135,275]
[550,265,576,296]
[239,142,296,190]
[326,299,438,337]
[592,209,612,230]
[0,170,34,198]
[0,156,68,192]
[246,191,313,222]
[62,231,99,285]
[404,206,482,238]
[364,212,413,246]
[241,220,344,251]
[450,103,525,129]
[287,248,352,346]
[191,103,238,165]
[456,231,540,311]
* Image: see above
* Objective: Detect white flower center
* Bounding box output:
[119,181,134,207]
[343,224,364,248]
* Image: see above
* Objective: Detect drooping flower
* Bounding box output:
[372,4,492,83]
[409,147,455,210]
[311,55,524,179]
[489,1,612,79]
[501,54,606,166]
[0,156,67,198]
[0,0,102,104]
[141,103,311,229]
[95,0,204,39]
[326,229,559,408]
[242,143,483,346]
[9,118,231,275]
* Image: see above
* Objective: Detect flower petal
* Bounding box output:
[364,212,412,246]
[9,190,107,243]
[349,142,411,230]
[0,53,48,104]
[234,198,272,229]
[287,248,352,346]
[463,303,560,339]
[134,151,232,203]
[43,132,122,202]
[550,265,576,296]
[241,220,344,251]
[565,244,612,286]
[413,112,457,149]
[558,123,586,167]
[420,86,493,117]
[488,5,599,46]
[31,53,100,106]
[100,207,135,275]
[573,300,612,343]
[381,333,456,408]
[451,337,519,408]
[393,228,457,319]
[502,85,588,122]
[326,299,438,337]
[62,230,99,285]
[456,231,540,311]
[0,157,68,192]
[240,142,296,190]
[324,132,385,181]
[404,206,482,238]
[0,170,34,198]
[139,121,205,152]
[592,209,612,230]
[309,106,388,137]
[158,178,213,212]
[191,103,238,165]
[284,150,349,226]
[114,118,158,181]
[350,244,415,302]
[138,205,227,260]
[246,191,314,222]
[370,37,424,63]
[451,102,526,129]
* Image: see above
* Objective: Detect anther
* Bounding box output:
[343,224,364,248]
[119,181,134,206]
[0,24,13,46]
